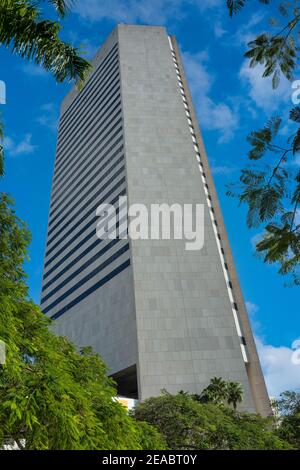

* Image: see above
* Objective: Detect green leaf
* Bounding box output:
[227,0,247,17]
[292,128,300,154]
[46,1,74,18]
[0,0,91,84]
[278,3,288,17]
[290,107,300,123]
[247,117,282,160]
[272,69,280,88]
[132,389,292,449]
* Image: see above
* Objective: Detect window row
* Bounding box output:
[47,258,130,321]
[50,103,122,211]
[47,164,126,247]
[56,71,120,165]
[51,126,123,209]
[48,152,125,233]
[43,210,123,290]
[50,139,123,217]
[46,176,126,256]
[54,80,120,180]
[44,189,125,272]
[52,113,123,197]
[56,64,120,161]
[42,243,130,313]
[42,237,123,303]
[59,43,118,133]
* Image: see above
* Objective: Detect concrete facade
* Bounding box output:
[41,24,271,414]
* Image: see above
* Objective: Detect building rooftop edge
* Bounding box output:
[60,24,169,117]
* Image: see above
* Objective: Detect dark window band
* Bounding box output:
[47,165,125,244]
[57,59,119,153]
[45,178,126,257]
[56,85,121,167]
[53,100,122,191]
[50,143,123,217]
[56,67,120,161]
[41,237,122,302]
[59,44,118,130]
[48,259,130,321]
[43,212,123,289]
[44,190,125,271]
[49,153,124,229]
[57,71,120,162]
[59,43,118,130]
[54,101,122,187]
[42,243,130,313]
[50,135,123,210]
[52,119,123,197]
[56,90,121,166]
[52,132,123,209]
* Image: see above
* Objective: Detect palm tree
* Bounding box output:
[199,377,228,405]
[226,381,243,410]
[0,0,91,85]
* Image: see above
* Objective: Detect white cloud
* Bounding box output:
[81,39,99,59]
[36,103,59,132]
[195,0,222,11]
[4,134,37,156]
[3,136,14,151]
[74,0,222,24]
[246,299,262,336]
[246,300,259,316]
[255,336,300,397]
[233,12,265,47]
[214,20,227,38]
[233,13,293,115]
[250,232,264,250]
[40,103,54,112]
[279,118,298,137]
[67,31,99,59]
[74,0,184,24]
[239,61,291,113]
[182,51,239,143]
[211,165,236,175]
[246,300,300,397]
[295,154,300,166]
[22,63,47,78]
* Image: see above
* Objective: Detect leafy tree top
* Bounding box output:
[132,390,292,450]
[0,0,91,85]
[225,0,300,285]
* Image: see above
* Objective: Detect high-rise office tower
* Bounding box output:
[41,25,271,415]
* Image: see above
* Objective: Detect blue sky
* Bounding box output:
[0,0,299,396]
